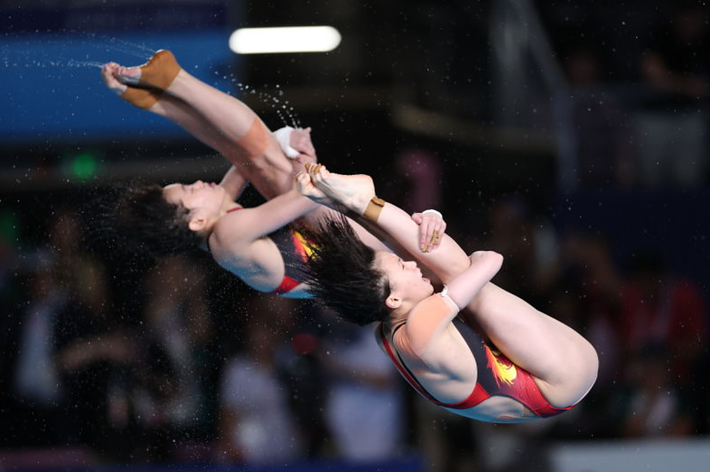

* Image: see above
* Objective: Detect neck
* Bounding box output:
[220,198,242,215]
[388,306,411,328]
[200,199,243,252]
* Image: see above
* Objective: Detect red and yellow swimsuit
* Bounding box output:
[379,294,574,419]
[225,207,312,295]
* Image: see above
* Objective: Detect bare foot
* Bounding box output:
[115,50,181,91]
[115,64,142,86]
[101,63,127,95]
[101,61,160,110]
[304,163,376,215]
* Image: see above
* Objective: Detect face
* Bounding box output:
[375,252,434,308]
[163,180,226,233]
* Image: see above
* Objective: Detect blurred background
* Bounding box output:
[1,1,709,471]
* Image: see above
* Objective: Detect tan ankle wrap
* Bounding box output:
[120,86,161,110]
[139,50,181,91]
[363,196,386,223]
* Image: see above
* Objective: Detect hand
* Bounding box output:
[296,171,335,208]
[412,211,446,253]
[291,127,317,164]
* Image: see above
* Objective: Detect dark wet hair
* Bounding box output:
[304,214,392,326]
[96,181,201,258]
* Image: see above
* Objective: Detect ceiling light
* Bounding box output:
[229,26,342,54]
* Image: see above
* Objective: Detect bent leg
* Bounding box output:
[361,202,597,407]
[103,62,236,160]
[301,166,598,408]
[112,54,301,200]
[157,70,297,199]
[464,284,598,408]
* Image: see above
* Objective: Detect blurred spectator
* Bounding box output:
[614,343,692,437]
[0,209,19,305]
[559,233,623,387]
[5,250,67,448]
[394,149,443,214]
[216,296,305,464]
[635,2,710,187]
[45,209,133,454]
[414,403,478,472]
[549,232,624,438]
[563,45,637,187]
[321,322,404,461]
[482,196,559,307]
[130,255,216,462]
[618,250,707,432]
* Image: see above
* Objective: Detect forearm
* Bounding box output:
[242,188,320,238]
[355,202,470,283]
[444,251,503,309]
[219,166,250,200]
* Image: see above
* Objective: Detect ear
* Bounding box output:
[188,216,207,233]
[385,293,402,310]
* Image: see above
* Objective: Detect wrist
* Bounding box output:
[273,126,299,159]
[422,208,443,219]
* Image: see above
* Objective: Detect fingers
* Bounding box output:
[295,171,312,195]
[297,153,317,166]
[418,215,446,253]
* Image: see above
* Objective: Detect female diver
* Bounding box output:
[99,51,444,298]
[297,164,598,422]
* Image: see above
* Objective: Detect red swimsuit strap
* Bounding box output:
[226,206,243,213]
[379,324,489,409]
[379,324,444,405]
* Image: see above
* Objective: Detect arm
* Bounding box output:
[405,251,503,361]
[219,166,249,200]
[212,181,319,249]
[369,203,470,283]
[441,251,503,309]
[297,165,469,282]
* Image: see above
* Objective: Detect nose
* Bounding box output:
[405,260,418,270]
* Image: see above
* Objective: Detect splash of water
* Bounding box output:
[216,71,302,129]
[2,30,304,129]
[0,29,156,71]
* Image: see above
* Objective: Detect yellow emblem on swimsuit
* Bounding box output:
[293,229,315,261]
[485,345,518,386]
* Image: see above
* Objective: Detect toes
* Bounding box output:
[116,66,142,85]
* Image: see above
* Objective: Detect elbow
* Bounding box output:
[474,250,504,277]
[471,250,503,268]
[490,251,504,270]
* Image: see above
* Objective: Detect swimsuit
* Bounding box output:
[379,294,573,419]
[225,207,310,295]
[266,224,312,294]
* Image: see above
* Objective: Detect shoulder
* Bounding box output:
[404,293,464,367]
[209,213,256,258]
[408,293,460,331]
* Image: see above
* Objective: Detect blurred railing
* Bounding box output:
[490,0,577,192]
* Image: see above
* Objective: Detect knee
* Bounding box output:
[569,338,599,400]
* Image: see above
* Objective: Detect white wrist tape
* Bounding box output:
[422,209,443,219]
[273,126,300,159]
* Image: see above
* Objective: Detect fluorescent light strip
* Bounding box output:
[229,26,341,54]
